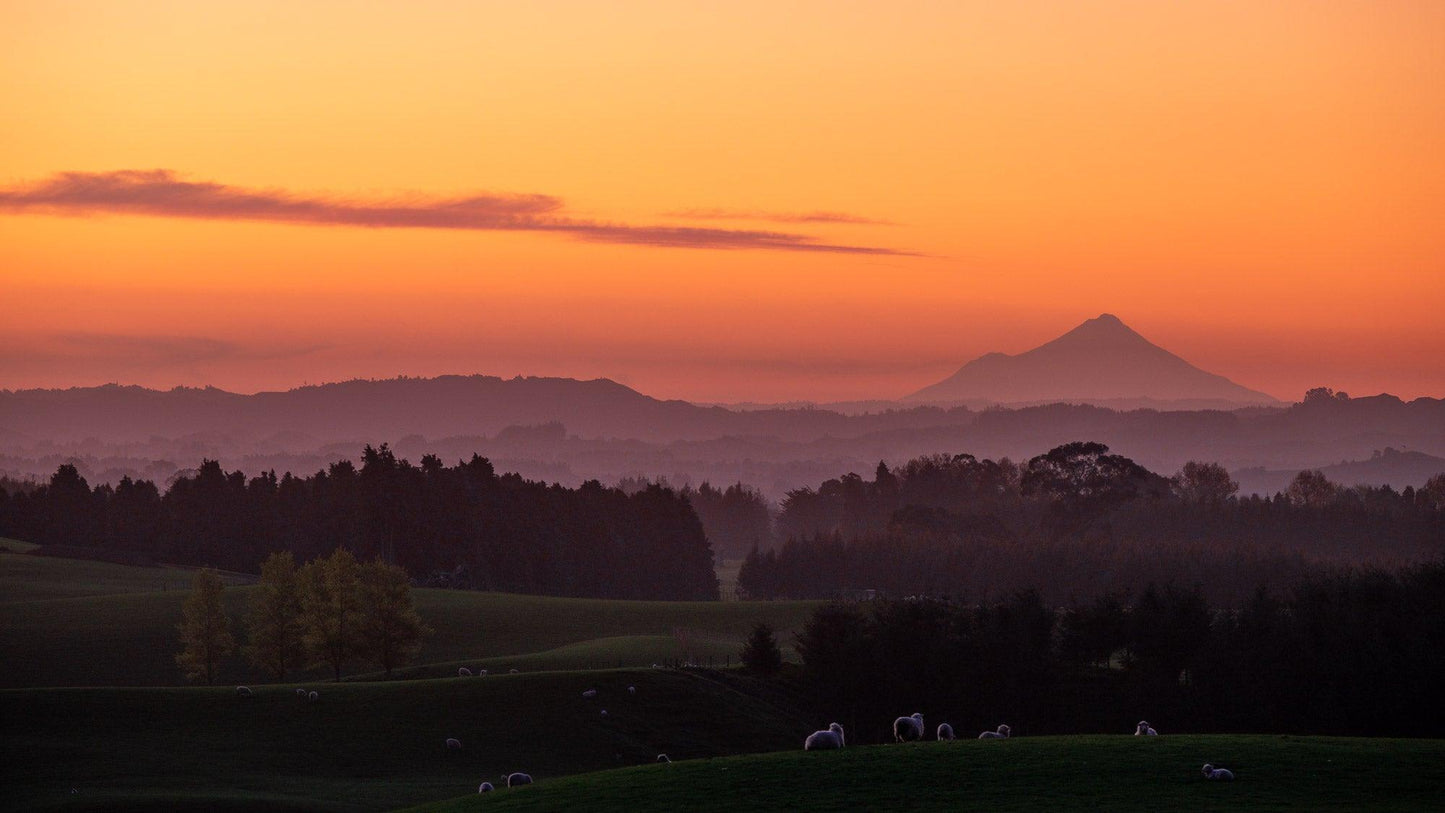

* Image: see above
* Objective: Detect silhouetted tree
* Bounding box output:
[740,621,784,677]
[300,548,364,681]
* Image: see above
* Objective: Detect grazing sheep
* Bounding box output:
[307,691,318,702]
[893,713,925,742]
[600,709,608,717]
[509,668,519,674]
[978,724,1011,739]
[804,722,846,750]
[505,772,533,787]
[478,782,494,793]
[582,689,598,698]
[478,669,487,676]
[1202,763,1235,781]
[628,685,636,695]
[446,738,462,750]
[458,667,472,677]
[937,723,955,741]
[295,688,306,698]
[235,686,253,698]
[657,754,671,763]
[1136,721,1158,736]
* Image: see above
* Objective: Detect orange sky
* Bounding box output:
[2,1,1442,403]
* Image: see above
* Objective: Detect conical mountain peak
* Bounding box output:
[905,314,1278,407]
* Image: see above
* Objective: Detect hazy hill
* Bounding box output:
[1234,447,1445,497]
[906,313,1279,407]
[0,376,971,446]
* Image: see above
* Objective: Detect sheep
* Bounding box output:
[656,754,671,763]
[307,691,318,702]
[1202,763,1235,781]
[509,668,519,674]
[458,667,472,677]
[295,688,306,698]
[235,686,253,698]
[1136,721,1158,736]
[893,713,925,742]
[445,738,462,750]
[978,724,1011,739]
[582,689,598,698]
[628,685,636,695]
[600,709,608,717]
[804,722,846,750]
[937,723,955,741]
[478,669,487,676]
[478,782,494,793]
[505,772,533,787]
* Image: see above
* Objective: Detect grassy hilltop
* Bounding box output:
[0,550,820,688]
[406,735,1445,813]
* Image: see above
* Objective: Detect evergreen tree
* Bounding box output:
[243,551,304,680]
[299,548,364,681]
[359,557,432,678]
[175,568,235,685]
[740,621,784,676]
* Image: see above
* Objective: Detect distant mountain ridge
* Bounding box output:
[906,314,1278,407]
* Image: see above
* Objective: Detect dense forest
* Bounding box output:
[795,560,1445,740]
[0,445,719,601]
[741,443,1445,605]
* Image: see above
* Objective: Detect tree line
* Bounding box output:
[740,442,1445,605]
[0,445,719,601]
[792,559,1445,743]
[177,549,430,684]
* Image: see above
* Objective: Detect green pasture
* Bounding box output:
[0,551,820,688]
[0,668,810,812]
[407,734,1445,813]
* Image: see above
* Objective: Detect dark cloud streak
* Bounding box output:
[0,170,911,255]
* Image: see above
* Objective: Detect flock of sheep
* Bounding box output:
[234,680,1236,794]
[803,715,1235,781]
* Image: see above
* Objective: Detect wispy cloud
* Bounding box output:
[0,170,912,255]
[664,207,893,225]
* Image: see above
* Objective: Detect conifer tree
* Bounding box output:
[741,621,784,676]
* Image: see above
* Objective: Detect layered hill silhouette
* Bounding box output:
[906,314,1278,407]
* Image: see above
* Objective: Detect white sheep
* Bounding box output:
[478,669,487,676]
[1136,721,1158,736]
[505,772,533,787]
[307,691,318,702]
[804,722,846,750]
[446,738,462,750]
[235,686,253,698]
[509,668,519,674]
[478,782,494,793]
[628,685,636,695]
[295,688,306,698]
[1202,763,1235,781]
[656,754,671,763]
[937,723,955,741]
[582,689,598,698]
[893,713,925,742]
[978,724,1011,739]
[600,709,608,717]
[458,667,472,677]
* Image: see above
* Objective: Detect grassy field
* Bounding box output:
[405,734,1445,813]
[0,550,248,605]
[0,668,812,813]
[0,552,820,688]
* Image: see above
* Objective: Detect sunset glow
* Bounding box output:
[3,0,1442,402]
